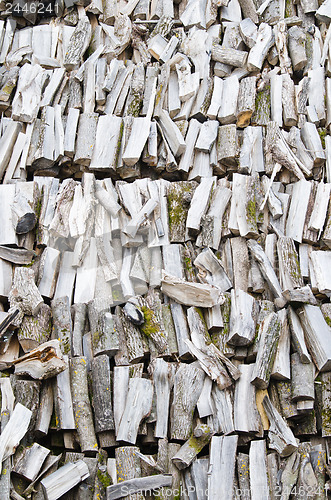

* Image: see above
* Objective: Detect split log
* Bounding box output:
[288,306,311,364]
[228,289,255,346]
[247,23,274,72]
[0,403,31,474]
[70,356,98,453]
[247,240,284,304]
[107,475,172,500]
[64,17,92,70]
[91,355,114,434]
[249,440,270,500]
[35,379,53,437]
[117,377,153,444]
[251,312,281,389]
[13,442,50,482]
[13,340,65,380]
[291,352,314,402]
[150,358,175,438]
[297,305,331,372]
[262,395,297,457]
[90,115,122,172]
[41,460,90,500]
[218,76,239,124]
[171,363,204,440]
[74,112,98,166]
[161,272,224,308]
[237,76,257,128]
[171,424,213,470]
[17,304,52,352]
[52,296,72,356]
[208,435,238,499]
[234,363,262,434]
[9,267,43,327]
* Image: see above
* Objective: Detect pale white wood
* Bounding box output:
[207,76,223,119]
[53,252,76,302]
[64,108,80,158]
[0,403,32,473]
[74,237,98,304]
[285,179,311,243]
[217,75,239,124]
[90,115,122,172]
[12,63,44,123]
[186,177,216,233]
[247,22,274,71]
[38,247,61,299]
[300,122,325,167]
[234,363,261,433]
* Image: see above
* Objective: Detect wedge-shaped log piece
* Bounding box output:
[74,113,98,166]
[18,304,52,353]
[9,267,43,327]
[251,312,281,389]
[271,308,291,381]
[208,435,238,500]
[0,121,22,180]
[13,339,65,380]
[167,181,197,242]
[123,116,151,166]
[11,63,44,123]
[150,358,175,438]
[237,76,256,128]
[186,176,216,234]
[291,352,314,402]
[41,459,89,500]
[308,182,331,233]
[262,395,298,457]
[277,237,303,292]
[300,122,325,167]
[249,440,270,500]
[285,179,311,244]
[70,356,98,453]
[234,364,262,434]
[0,402,31,473]
[161,272,224,308]
[158,110,186,157]
[107,475,172,500]
[171,363,204,440]
[53,356,75,431]
[309,251,331,295]
[172,424,213,470]
[64,17,92,70]
[247,23,274,72]
[117,378,153,444]
[92,355,114,434]
[90,115,122,172]
[185,340,233,390]
[228,289,255,346]
[297,305,331,372]
[288,306,311,364]
[218,76,239,124]
[194,248,231,292]
[13,442,50,482]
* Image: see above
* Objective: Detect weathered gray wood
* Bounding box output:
[234,363,262,434]
[228,289,255,346]
[291,352,314,402]
[53,355,75,431]
[208,435,238,500]
[297,305,331,372]
[92,355,114,435]
[0,402,31,473]
[251,312,281,389]
[13,339,65,380]
[172,424,213,470]
[262,395,297,457]
[288,306,311,364]
[249,440,270,500]
[35,379,53,437]
[117,377,153,444]
[13,442,50,482]
[70,356,98,453]
[9,267,43,327]
[107,474,172,500]
[41,460,90,500]
[171,363,204,440]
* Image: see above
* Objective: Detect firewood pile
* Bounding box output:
[0,0,331,498]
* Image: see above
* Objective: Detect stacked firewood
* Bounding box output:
[0,0,330,498]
